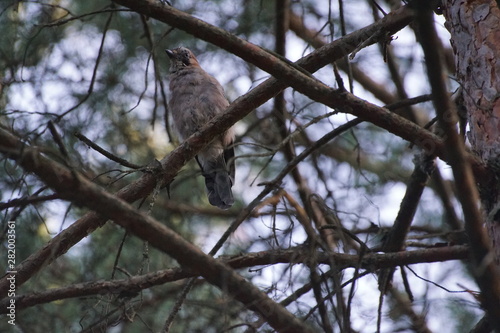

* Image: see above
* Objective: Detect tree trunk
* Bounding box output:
[443,0,500,265]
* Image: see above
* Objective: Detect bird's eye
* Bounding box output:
[181,52,190,65]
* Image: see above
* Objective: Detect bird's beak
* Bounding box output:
[165,49,174,58]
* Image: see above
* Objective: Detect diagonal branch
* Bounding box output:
[378,153,436,293]
[288,9,397,105]
[112,0,488,181]
[0,128,314,333]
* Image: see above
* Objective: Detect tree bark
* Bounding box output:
[443,0,500,265]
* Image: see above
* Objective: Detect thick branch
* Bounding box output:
[112,0,488,181]
[0,129,313,333]
[378,153,435,292]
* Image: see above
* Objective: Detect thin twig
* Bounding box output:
[75,132,142,169]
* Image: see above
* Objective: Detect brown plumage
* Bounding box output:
[166,47,235,209]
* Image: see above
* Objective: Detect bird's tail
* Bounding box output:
[199,158,234,209]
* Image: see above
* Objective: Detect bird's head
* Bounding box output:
[165,47,200,73]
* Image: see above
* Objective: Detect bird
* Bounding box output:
[166,47,235,209]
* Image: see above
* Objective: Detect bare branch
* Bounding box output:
[0,245,469,312]
[0,128,314,333]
